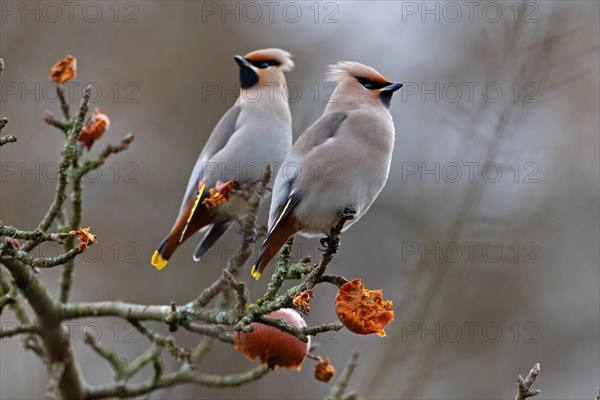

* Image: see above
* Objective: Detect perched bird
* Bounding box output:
[152,48,294,270]
[252,61,403,279]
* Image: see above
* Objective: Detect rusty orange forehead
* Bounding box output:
[242,48,294,71]
[361,70,390,85]
[243,51,273,62]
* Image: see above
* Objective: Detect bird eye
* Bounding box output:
[260,62,270,69]
[357,77,376,90]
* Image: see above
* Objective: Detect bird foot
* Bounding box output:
[319,235,341,254]
[337,206,357,221]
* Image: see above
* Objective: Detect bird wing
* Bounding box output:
[179,105,242,214]
[290,111,347,154]
[252,111,349,279]
[268,111,348,228]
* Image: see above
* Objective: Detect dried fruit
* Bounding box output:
[69,227,97,251]
[293,289,313,313]
[50,55,77,84]
[313,356,335,383]
[203,180,236,207]
[335,278,394,337]
[79,108,110,149]
[235,309,310,370]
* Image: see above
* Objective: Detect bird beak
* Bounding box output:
[234,55,252,68]
[381,82,403,93]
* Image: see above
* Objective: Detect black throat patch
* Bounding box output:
[239,66,259,89]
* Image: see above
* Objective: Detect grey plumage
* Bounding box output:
[252,61,403,278]
[152,48,294,270]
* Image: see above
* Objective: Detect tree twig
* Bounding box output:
[85,365,270,399]
[25,86,92,244]
[183,322,235,344]
[44,111,67,132]
[81,134,135,175]
[0,224,72,244]
[224,269,248,317]
[0,134,16,146]
[84,332,128,381]
[1,257,85,398]
[0,324,40,339]
[4,247,83,269]
[45,362,65,400]
[326,349,359,400]
[262,238,294,302]
[515,363,541,400]
[125,344,163,380]
[56,84,70,120]
[256,315,342,342]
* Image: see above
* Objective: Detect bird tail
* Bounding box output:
[151,182,212,270]
[251,195,301,280]
[151,236,175,270]
[193,221,234,262]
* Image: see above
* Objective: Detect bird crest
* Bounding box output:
[325,61,389,86]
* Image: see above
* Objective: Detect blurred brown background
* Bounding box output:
[1,1,598,399]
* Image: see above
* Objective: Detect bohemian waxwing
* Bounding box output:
[252,61,402,279]
[152,48,294,270]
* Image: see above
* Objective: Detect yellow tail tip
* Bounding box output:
[250,265,261,280]
[151,251,168,270]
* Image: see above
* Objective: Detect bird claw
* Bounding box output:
[319,236,340,254]
[337,206,357,221]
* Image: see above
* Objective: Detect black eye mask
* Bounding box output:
[248,60,281,69]
[356,77,390,90]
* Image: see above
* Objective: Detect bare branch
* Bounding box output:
[25,86,92,243]
[1,257,85,398]
[61,301,173,321]
[86,364,269,399]
[44,111,67,132]
[84,333,128,381]
[125,344,163,380]
[0,324,40,339]
[0,117,8,133]
[127,320,184,364]
[515,363,541,400]
[326,349,360,400]
[0,289,16,314]
[4,246,83,269]
[183,322,235,344]
[45,362,65,400]
[320,274,349,287]
[0,117,9,132]
[0,224,72,244]
[0,266,31,325]
[0,134,16,146]
[262,237,295,301]
[256,315,343,342]
[81,134,135,175]
[224,269,248,316]
[56,85,70,120]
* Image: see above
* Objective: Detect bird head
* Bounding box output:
[325,61,402,108]
[234,48,294,91]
